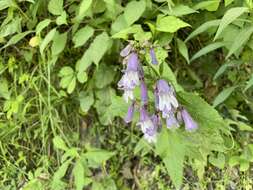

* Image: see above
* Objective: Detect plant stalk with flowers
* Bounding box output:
[118,42,198,143]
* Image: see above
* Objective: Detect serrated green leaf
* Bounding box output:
[185,19,220,42]
[190,42,225,62]
[48,0,63,15]
[213,86,237,107]
[156,15,190,33]
[156,129,185,189]
[214,7,248,41]
[73,26,94,48]
[123,0,146,26]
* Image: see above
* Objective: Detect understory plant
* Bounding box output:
[0,0,253,189]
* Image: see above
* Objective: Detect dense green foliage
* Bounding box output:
[0,0,253,189]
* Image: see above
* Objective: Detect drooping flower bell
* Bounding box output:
[166,111,180,129]
[150,48,158,65]
[124,102,135,123]
[120,44,132,57]
[155,79,179,117]
[140,81,148,105]
[138,107,157,143]
[181,108,198,131]
[118,52,140,102]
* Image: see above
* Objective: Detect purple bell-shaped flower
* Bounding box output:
[124,102,135,123]
[155,79,179,118]
[140,81,148,105]
[138,107,157,143]
[166,111,180,129]
[150,48,158,65]
[120,44,132,57]
[118,53,140,102]
[181,108,198,131]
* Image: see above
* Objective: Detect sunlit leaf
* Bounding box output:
[156,15,190,33]
[123,0,146,26]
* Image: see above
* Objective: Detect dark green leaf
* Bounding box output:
[214,7,249,40]
[213,86,237,107]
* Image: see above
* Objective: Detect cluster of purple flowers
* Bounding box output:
[118,43,198,143]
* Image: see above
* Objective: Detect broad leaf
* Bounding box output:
[156,129,185,189]
[48,0,63,15]
[193,0,220,11]
[72,26,94,48]
[51,31,67,55]
[78,0,92,19]
[156,15,190,33]
[88,32,111,66]
[123,0,146,26]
